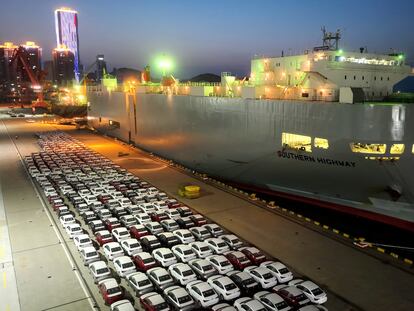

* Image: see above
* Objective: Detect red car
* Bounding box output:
[273,285,310,308]
[140,292,170,311]
[151,211,168,222]
[132,252,158,272]
[241,247,267,265]
[105,217,122,232]
[130,224,149,239]
[53,202,67,211]
[97,194,113,204]
[98,278,124,305]
[225,251,253,270]
[47,194,60,203]
[190,214,207,226]
[166,199,182,209]
[95,230,113,246]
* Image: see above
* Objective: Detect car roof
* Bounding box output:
[299,280,319,290]
[115,256,133,263]
[212,275,233,285]
[106,242,121,248]
[147,293,165,304]
[90,260,107,268]
[282,286,303,295]
[100,278,118,288]
[136,252,152,259]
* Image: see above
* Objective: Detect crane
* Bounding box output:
[10,46,47,109]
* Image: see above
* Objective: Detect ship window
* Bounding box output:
[381,77,383,81]
[362,76,364,80]
[387,77,390,81]
[344,75,347,80]
[350,143,386,154]
[354,75,356,80]
[412,145,414,154]
[374,76,377,81]
[314,138,329,149]
[390,144,405,154]
[282,133,312,152]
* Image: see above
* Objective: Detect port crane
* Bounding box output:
[10,46,48,109]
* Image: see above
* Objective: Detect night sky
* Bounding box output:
[1,0,413,78]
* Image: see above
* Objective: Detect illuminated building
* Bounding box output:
[55,7,80,81]
[0,42,18,84]
[96,54,107,82]
[52,45,75,85]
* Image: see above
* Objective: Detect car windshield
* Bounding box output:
[279,267,289,274]
[138,280,150,287]
[130,243,140,249]
[102,234,111,239]
[159,275,171,282]
[182,270,194,277]
[96,267,109,274]
[312,288,324,295]
[224,283,237,290]
[221,261,230,266]
[243,278,256,285]
[200,230,209,235]
[203,289,215,297]
[253,252,263,257]
[213,227,221,232]
[203,264,213,271]
[276,301,289,309]
[80,238,90,243]
[178,295,192,304]
[143,258,154,264]
[296,293,307,301]
[262,273,273,280]
[183,233,192,238]
[119,231,128,236]
[183,250,193,255]
[112,247,122,252]
[107,286,121,295]
[122,262,134,269]
[217,243,227,248]
[154,302,169,311]
[86,251,97,257]
[200,246,210,252]
[164,253,174,259]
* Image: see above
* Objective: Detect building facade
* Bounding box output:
[52,45,75,85]
[54,7,80,81]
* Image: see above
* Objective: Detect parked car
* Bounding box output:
[272,285,310,308]
[65,223,83,238]
[80,246,100,266]
[120,215,138,228]
[89,260,111,283]
[260,261,293,284]
[205,238,230,254]
[164,285,196,311]
[98,278,124,305]
[207,275,241,301]
[188,258,217,280]
[112,227,131,242]
[147,267,175,291]
[241,247,267,265]
[74,234,93,250]
[227,271,260,296]
[234,297,266,311]
[89,220,106,233]
[186,280,219,308]
[189,227,211,241]
[172,244,197,263]
[158,232,181,248]
[189,241,213,258]
[160,219,180,232]
[114,256,137,277]
[176,217,195,229]
[96,230,114,246]
[140,292,170,311]
[168,263,198,286]
[225,251,252,270]
[253,291,291,311]
[133,252,159,272]
[121,238,142,256]
[103,242,124,261]
[145,221,164,235]
[105,217,122,232]
[206,255,234,274]
[152,248,178,267]
[110,299,135,311]
[189,214,207,226]
[127,271,154,296]
[244,266,277,289]
[221,235,244,250]
[173,229,195,244]
[288,279,327,304]
[202,224,224,237]
[141,235,162,252]
[130,224,150,239]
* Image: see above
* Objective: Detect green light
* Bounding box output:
[155,54,175,76]
[398,54,404,60]
[338,49,343,54]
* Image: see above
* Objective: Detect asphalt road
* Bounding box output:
[0,115,413,311]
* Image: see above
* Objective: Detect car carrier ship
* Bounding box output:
[86,30,414,231]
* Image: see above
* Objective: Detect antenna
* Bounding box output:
[321,26,341,50]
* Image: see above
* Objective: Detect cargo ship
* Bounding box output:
[87,30,414,231]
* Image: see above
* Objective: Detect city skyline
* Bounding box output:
[0,0,413,78]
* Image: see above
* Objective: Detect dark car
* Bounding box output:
[133,252,159,272]
[227,271,260,297]
[141,235,162,252]
[273,285,310,308]
[176,207,193,217]
[176,217,195,229]
[157,232,181,248]
[81,211,97,224]
[89,220,106,233]
[151,211,169,222]
[130,224,150,239]
[241,247,267,265]
[225,251,253,270]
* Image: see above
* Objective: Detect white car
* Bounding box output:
[205,238,230,254]
[114,256,136,277]
[221,234,244,250]
[153,200,168,211]
[189,242,213,258]
[110,299,135,311]
[80,246,100,265]
[127,271,154,295]
[59,214,76,226]
[172,244,197,263]
[65,223,83,238]
[253,291,291,311]
[120,215,137,228]
[202,224,224,237]
[212,303,237,311]
[89,260,111,283]
[103,242,124,260]
[207,275,240,301]
[160,219,180,232]
[121,238,142,256]
[139,203,156,214]
[112,227,131,242]
[164,285,196,311]
[188,258,217,280]
[147,267,175,291]
[234,297,266,311]
[288,279,327,304]
[244,266,277,289]
[186,280,219,308]
[190,227,211,241]
[152,248,178,267]
[145,222,164,235]
[74,234,93,249]
[164,208,181,219]
[168,263,198,286]
[206,255,234,274]
[260,261,293,283]
[173,229,195,244]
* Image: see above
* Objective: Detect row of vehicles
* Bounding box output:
[26,132,328,311]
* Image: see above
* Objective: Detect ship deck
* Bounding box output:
[0,115,414,311]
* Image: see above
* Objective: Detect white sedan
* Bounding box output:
[103,242,124,261]
[234,297,266,311]
[260,261,293,283]
[172,244,197,262]
[173,229,195,244]
[74,234,93,250]
[207,275,240,301]
[205,238,230,254]
[113,256,137,277]
[121,238,142,256]
[186,280,219,308]
[152,248,178,267]
[288,279,327,304]
[59,214,76,226]
[65,223,83,238]
[189,242,213,258]
[206,255,234,274]
[244,266,277,289]
[112,227,131,242]
[168,263,198,286]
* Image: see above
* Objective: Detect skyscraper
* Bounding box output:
[54,7,80,81]
[52,45,75,85]
[96,54,107,82]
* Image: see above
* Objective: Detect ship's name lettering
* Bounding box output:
[277,151,356,168]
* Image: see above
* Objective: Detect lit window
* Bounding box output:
[390,144,405,154]
[314,138,329,149]
[350,143,386,154]
[282,133,312,152]
[412,144,414,154]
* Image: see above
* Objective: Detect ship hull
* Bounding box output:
[87,91,414,230]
